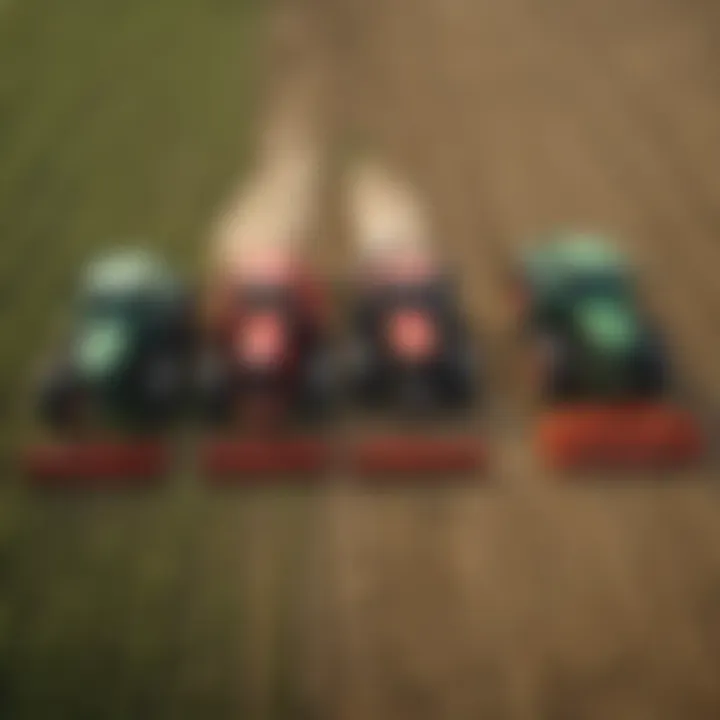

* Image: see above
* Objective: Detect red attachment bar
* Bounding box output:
[24,442,170,488]
[537,403,705,472]
[352,435,486,477]
[201,437,331,482]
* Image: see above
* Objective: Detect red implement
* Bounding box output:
[24,441,170,488]
[201,437,331,483]
[537,403,705,472]
[352,434,485,477]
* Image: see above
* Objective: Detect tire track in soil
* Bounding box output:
[313,0,720,718]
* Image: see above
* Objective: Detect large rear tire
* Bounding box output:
[533,332,578,403]
[37,358,81,430]
[140,353,187,426]
[196,349,234,426]
[297,346,336,419]
[347,336,387,407]
[634,333,669,398]
[439,342,477,409]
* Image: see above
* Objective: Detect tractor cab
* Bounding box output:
[354,248,457,366]
[521,234,665,398]
[73,250,176,387]
[378,282,449,365]
[570,278,640,360]
[524,236,639,346]
[566,268,631,303]
[233,282,298,375]
[356,274,457,368]
[223,247,325,374]
[558,245,641,360]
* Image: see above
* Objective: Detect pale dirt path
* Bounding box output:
[345,160,433,261]
[208,27,326,268]
[304,0,720,719]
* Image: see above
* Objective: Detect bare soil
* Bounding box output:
[287,0,720,718]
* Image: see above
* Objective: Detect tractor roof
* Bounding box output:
[82,248,174,296]
[553,234,625,270]
[524,232,628,279]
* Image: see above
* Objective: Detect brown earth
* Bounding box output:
[233,0,720,718]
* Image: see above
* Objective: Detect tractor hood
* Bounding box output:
[575,300,639,354]
[75,320,132,382]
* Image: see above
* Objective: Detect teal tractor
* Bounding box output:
[514,233,668,401]
[36,248,194,433]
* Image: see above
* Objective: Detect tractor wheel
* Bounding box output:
[197,350,233,426]
[297,347,336,419]
[141,354,186,425]
[439,342,477,408]
[37,358,81,430]
[532,332,576,403]
[396,370,436,414]
[635,334,669,398]
[347,337,386,407]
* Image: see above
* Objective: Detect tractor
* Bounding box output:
[25,247,193,485]
[196,245,336,480]
[513,232,703,470]
[345,246,485,476]
[514,233,667,401]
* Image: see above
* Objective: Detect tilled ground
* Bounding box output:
[3,1,720,717]
[293,0,720,718]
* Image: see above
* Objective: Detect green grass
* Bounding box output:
[0,2,319,717]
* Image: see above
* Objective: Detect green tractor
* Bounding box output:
[36,248,194,433]
[512,232,704,471]
[514,233,668,401]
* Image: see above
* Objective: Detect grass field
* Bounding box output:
[0,3,310,718]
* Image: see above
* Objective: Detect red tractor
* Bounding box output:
[197,246,336,481]
[345,247,486,477]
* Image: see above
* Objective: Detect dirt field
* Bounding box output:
[294,0,720,718]
[3,0,720,717]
